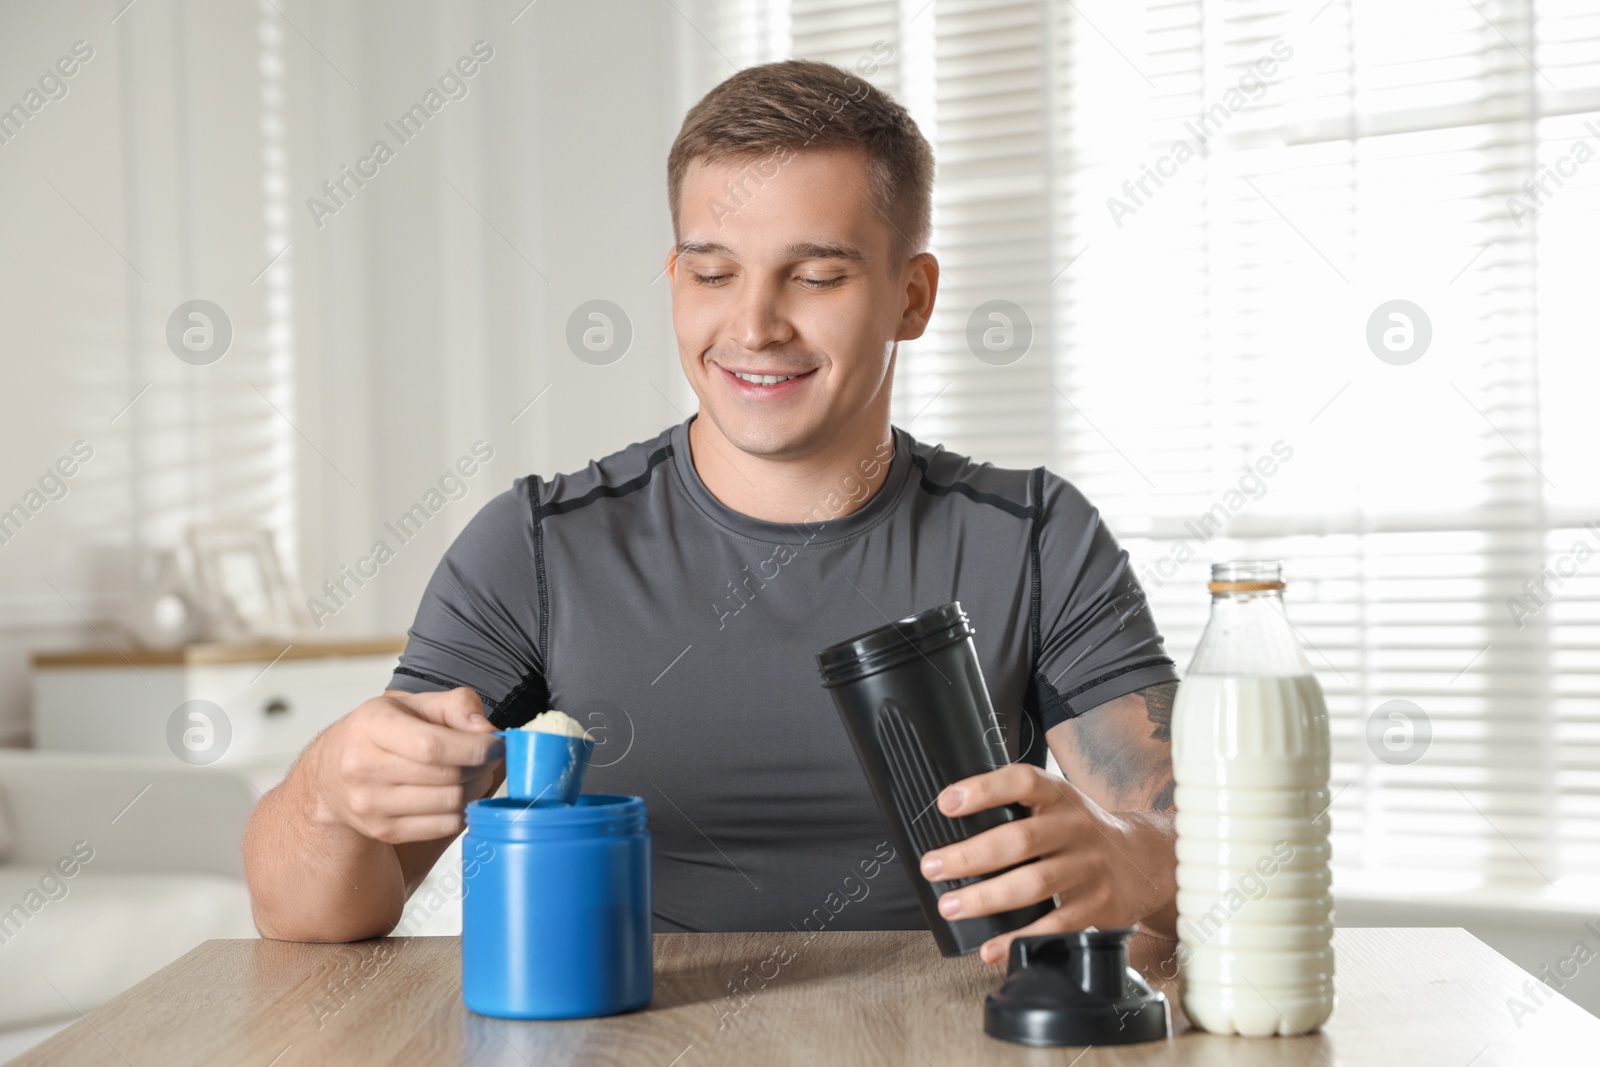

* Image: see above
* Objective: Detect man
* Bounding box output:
[244,58,1181,967]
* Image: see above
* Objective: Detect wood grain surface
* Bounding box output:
[14,928,1595,1065]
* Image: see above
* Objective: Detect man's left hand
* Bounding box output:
[917,762,1178,965]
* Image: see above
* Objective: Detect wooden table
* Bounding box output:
[17,928,1596,1065]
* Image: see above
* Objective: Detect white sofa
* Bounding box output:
[0,750,267,1041]
[0,747,468,1058]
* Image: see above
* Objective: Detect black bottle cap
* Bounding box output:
[983,927,1171,1047]
[816,601,973,687]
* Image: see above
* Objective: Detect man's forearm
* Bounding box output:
[243,736,405,943]
[1047,681,1182,939]
[244,689,503,942]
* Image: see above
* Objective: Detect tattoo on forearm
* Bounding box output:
[1144,683,1178,810]
[1054,680,1180,811]
[1144,682,1176,743]
[1071,703,1139,798]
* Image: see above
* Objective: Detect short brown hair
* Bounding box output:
[667,58,934,263]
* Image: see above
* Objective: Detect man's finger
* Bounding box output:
[935,855,1076,925]
[386,687,495,732]
[353,749,500,788]
[920,810,1069,882]
[975,891,1151,965]
[975,908,1085,966]
[352,783,486,819]
[936,762,1074,818]
[373,812,469,845]
[367,702,504,767]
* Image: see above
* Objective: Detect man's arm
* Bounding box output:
[1044,680,1178,934]
[915,680,1180,964]
[242,688,504,943]
[1049,680,1176,810]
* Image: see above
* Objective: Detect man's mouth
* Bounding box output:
[719,367,817,388]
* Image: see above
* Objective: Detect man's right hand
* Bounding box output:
[310,687,504,845]
[246,686,506,941]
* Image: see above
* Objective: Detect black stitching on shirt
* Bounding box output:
[530,474,550,676]
[543,445,673,516]
[1028,467,1044,663]
[1019,466,1051,756]
[391,666,501,711]
[389,667,550,731]
[1059,656,1177,709]
[908,453,1031,519]
[1032,672,1073,724]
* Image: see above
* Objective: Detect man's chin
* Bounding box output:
[698,408,823,460]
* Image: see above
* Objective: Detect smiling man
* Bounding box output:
[244,59,1181,965]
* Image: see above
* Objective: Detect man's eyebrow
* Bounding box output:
[674,239,867,263]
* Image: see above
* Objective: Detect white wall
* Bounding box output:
[0,0,691,744]
[289,0,690,642]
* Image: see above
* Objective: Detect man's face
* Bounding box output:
[668,147,922,458]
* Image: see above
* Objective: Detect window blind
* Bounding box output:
[0,1,299,630]
[137,1,298,576]
[688,0,1600,900]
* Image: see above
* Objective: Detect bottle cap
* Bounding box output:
[815,601,974,687]
[1208,559,1284,593]
[1207,579,1286,593]
[983,927,1171,1047]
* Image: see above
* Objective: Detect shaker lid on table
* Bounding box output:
[984,927,1171,1047]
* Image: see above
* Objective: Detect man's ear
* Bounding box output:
[896,252,940,342]
[664,247,679,286]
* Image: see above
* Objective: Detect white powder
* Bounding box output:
[520,709,593,741]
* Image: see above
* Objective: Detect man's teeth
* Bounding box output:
[731,371,800,385]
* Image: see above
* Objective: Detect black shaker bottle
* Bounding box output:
[817,602,1052,957]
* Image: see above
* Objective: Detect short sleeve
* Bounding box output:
[387,478,550,729]
[1027,469,1178,731]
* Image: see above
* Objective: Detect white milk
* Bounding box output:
[1172,672,1334,1036]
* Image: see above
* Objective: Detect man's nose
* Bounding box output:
[728,276,793,352]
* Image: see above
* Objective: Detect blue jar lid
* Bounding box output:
[466,793,647,841]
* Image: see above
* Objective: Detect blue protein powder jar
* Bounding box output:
[461,794,653,1019]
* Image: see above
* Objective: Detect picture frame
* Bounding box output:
[186,525,303,641]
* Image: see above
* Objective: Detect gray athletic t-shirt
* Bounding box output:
[389,416,1176,934]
